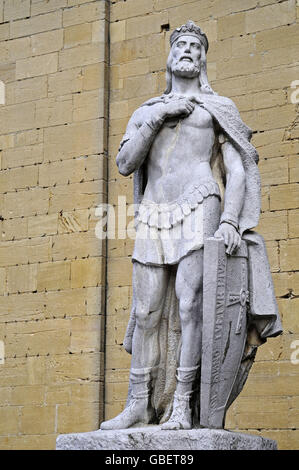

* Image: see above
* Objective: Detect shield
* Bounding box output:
[200,237,248,429]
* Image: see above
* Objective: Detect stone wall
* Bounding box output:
[107,0,299,451]
[0,0,298,451]
[0,0,109,449]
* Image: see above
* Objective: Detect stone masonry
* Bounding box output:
[0,0,109,450]
[0,0,298,450]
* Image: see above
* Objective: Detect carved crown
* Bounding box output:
[170,20,209,52]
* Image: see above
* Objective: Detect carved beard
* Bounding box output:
[171,59,200,78]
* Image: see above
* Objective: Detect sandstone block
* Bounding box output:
[0,434,56,450]
[245,1,296,33]
[71,257,104,288]
[6,76,48,105]
[73,90,103,122]
[45,386,70,405]
[2,143,43,169]
[0,407,20,435]
[110,20,126,44]
[218,12,245,40]
[0,237,50,267]
[44,120,103,161]
[48,67,84,97]
[20,405,56,435]
[265,241,279,272]
[0,102,36,134]
[280,239,299,272]
[289,155,299,183]
[0,37,31,62]
[259,157,289,186]
[37,261,71,291]
[15,129,43,148]
[28,213,58,238]
[10,11,62,39]
[0,23,9,41]
[10,385,45,406]
[4,0,30,21]
[57,402,100,434]
[83,62,106,91]
[7,264,37,294]
[31,29,64,56]
[272,272,299,297]
[70,316,103,353]
[270,183,299,210]
[288,209,299,238]
[31,0,67,16]
[125,11,168,40]
[257,210,288,241]
[111,0,153,22]
[3,187,49,218]
[35,97,73,127]
[64,22,92,48]
[5,318,71,357]
[0,267,6,295]
[52,231,103,261]
[58,210,88,234]
[0,165,38,192]
[59,43,104,70]
[256,23,299,52]
[48,181,105,214]
[62,1,106,27]
[16,52,58,79]
[0,217,28,242]
[45,352,104,385]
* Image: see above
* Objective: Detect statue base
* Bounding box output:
[56,425,277,450]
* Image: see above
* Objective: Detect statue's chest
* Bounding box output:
[161,105,213,136]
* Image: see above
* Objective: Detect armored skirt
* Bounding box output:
[132,179,221,266]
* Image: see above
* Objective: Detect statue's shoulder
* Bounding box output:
[202,93,238,111]
[129,95,164,125]
[140,95,165,108]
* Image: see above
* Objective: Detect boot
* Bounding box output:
[161,366,198,430]
[100,367,155,430]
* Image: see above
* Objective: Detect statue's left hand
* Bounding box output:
[214,223,241,255]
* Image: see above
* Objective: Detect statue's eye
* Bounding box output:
[177,41,186,48]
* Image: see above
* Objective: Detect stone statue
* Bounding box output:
[100,20,282,431]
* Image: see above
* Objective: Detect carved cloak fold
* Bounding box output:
[122,93,282,423]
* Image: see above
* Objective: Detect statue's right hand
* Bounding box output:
[162,97,195,119]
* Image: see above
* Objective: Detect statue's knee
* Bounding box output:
[179,297,200,325]
[135,307,161,330]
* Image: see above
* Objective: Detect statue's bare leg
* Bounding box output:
[162,249,203,430]
[101,261,169,430]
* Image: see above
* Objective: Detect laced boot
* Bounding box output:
[100,367,155,430]
[161,366,198,430]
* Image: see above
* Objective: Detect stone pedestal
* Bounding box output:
[56,426,277,450]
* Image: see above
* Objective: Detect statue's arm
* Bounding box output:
[116,107,164,176]
[214,136,245,254]
[220,137,246,229]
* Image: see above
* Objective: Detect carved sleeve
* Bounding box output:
[116,108,164,176]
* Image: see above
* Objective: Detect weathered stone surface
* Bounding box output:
[56,426,277,450]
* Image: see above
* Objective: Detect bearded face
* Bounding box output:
[170,35,201,78]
